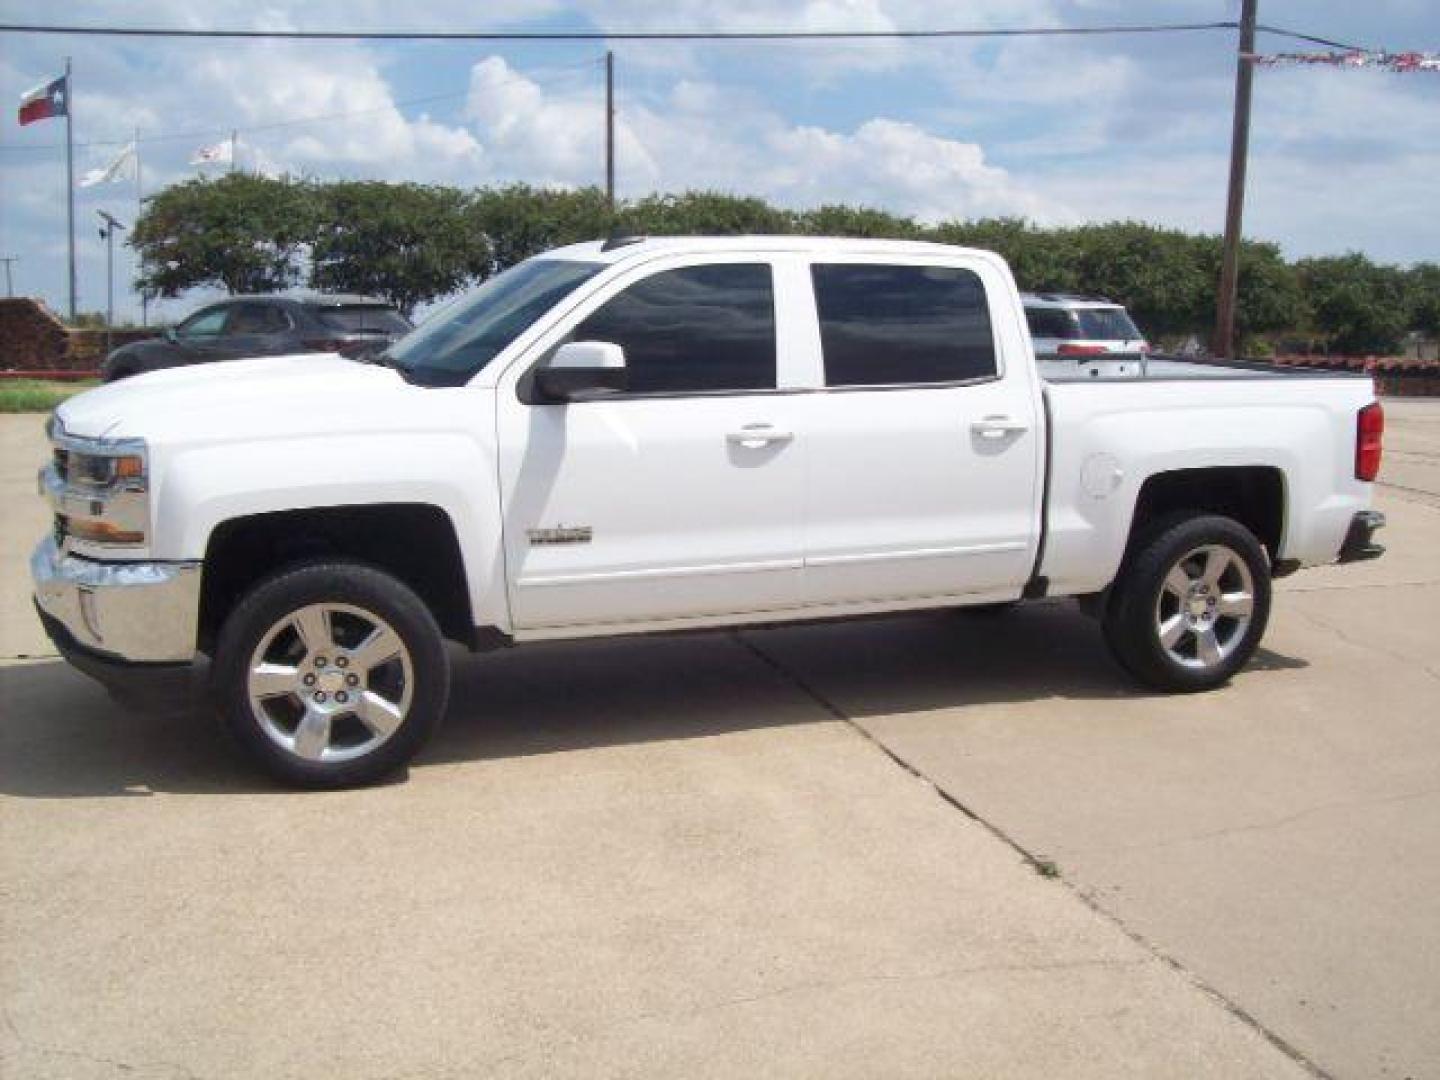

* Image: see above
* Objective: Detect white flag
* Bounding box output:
[189,139,234,166]
[79,140,136,188]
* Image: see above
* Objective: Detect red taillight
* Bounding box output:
[1356,402,1384,481]
[1057,343,1108,356]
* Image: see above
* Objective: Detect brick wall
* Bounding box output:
[0,297,157,373]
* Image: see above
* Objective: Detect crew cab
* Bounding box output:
[32,237,1387,787]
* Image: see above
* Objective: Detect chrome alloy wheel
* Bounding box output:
[246,603,414,764]
[1155,544,1256,670]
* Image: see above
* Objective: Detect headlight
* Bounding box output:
[45,427,150,551]
[66,450,146,488]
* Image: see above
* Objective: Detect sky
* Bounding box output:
[0,0,1436,324]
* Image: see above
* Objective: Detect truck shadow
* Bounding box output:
[0,601,1308,800]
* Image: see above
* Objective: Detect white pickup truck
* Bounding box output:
[32,237,1387,786]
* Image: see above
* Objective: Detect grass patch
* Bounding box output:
[0,379,99,413]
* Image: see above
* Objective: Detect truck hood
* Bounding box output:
[56,354,414,442]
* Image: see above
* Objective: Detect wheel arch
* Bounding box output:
[1124,465,1287,569]
[197,503,476,653]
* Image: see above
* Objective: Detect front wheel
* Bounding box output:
[213,562,450,788]
[1103,514,1271,692]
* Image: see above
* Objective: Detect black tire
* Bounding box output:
[213,561,450,788]
[102,363,134,382]
[1102,513,1271,693]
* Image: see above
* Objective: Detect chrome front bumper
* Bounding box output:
[31,535,202,662]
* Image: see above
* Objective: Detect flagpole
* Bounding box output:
[64,56,76,318]
[135,126,145,327]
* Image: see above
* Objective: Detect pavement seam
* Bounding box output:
[732,629,1335,1080]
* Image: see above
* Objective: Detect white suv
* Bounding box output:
[1023,293,1149,361]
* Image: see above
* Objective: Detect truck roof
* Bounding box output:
[543,235,997,265]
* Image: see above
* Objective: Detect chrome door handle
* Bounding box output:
[970,415,1029,439]
[727,424,794,448]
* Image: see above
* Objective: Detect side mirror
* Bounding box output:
[535,341,628,402]
[163,327,178,343]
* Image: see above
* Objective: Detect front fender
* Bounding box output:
[150,431,509,632]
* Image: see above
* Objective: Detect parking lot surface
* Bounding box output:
[3,403,1438,1078]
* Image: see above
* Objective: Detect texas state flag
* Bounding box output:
[18,75,68,126]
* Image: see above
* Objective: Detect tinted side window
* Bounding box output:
[812,264,997,386]
[178,307,228,337]
[572,263,776,394]
[1024,307,1075,339]
[227,303,291,334]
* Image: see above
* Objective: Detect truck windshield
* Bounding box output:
[386,259,603,387]
[1074,308,1142,341]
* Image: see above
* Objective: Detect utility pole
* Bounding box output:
[1,257,16,297]
[230,129,238,173]
[605,50,615,211]
[65,56,76,318]
[1212,0,1257,359]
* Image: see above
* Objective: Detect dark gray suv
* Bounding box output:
[101,294,412,382]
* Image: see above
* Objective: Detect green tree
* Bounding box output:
[795,204,920,238]
[1404,262,1440,337]
[1189,235,1306,347]
[310,182,488,317]
[1295,254,1410,354]
[618,192,797,236]
[468,185,614,274]
[929,218,1081,294]
[131,173,318,296]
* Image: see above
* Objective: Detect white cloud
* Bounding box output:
[458,57,1061,221]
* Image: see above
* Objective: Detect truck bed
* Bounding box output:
[1036,363,1377,599]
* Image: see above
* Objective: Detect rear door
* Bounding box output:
[495,255,809,632]
[798,257,1043,606]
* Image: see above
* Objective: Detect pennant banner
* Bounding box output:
[1251,49,1440,73]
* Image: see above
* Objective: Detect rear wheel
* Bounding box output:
[213,562,449,788]
[1103,514,1271,692]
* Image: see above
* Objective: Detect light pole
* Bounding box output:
[97,210,126,351]
[0,256,15,297]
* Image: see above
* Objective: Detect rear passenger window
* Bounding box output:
[1025,307,1074,339]
[811,264,997,386]
[572,263,776,394]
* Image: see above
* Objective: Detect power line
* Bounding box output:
[1256,24,1369,52]
[0,20,1242,42]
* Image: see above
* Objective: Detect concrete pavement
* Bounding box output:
[3,402,1438,1078]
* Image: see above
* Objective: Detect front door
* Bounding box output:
[798,258,1042,606]
[496,258,807,632]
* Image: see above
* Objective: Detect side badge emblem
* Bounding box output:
[527,525,593,546]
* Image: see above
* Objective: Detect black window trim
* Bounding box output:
[809,259,1005,391]
[510,253,1012,403]
[517,257,781,405]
